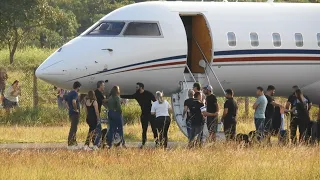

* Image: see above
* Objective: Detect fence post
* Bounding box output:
[33,67,39,107]
[245,97,249,117]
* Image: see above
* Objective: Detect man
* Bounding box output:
[221,89,238,141]
[94,81,108,113]
[285,85,312,143]
[193,82,208,142]
[121,82,158,148]
[67,81,81,150]
[264,85,282,139]
[253,87,267,141]
[188,92,206,148]
[183,89,195,140]
[203,85,219,142]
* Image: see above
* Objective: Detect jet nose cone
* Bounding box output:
[35,67,43,80]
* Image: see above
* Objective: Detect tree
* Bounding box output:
[56,0,134,34]
[0,0,78,64]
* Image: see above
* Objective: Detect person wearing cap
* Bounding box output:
[203,85,219,142]
[221,89,238,141]
[285,85,312,143]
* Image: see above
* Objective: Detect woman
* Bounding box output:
[83,90,101,151]
[107,86,125,148]
[289,89,310,142]
[3,80,20,114]
[151,91,171,148]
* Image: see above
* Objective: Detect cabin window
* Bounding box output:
[250,32,259,47]
[227,32,236,46]
[123,22,161,36]
[295,33,303,47]
[88,22,125,36]
[317,33,320,47]
[272,33,281,47]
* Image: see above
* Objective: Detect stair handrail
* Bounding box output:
[185,64,196,82]
[192,37,226,94]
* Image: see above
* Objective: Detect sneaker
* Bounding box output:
[83,145,92,151]
[92,145,99,151]
[67,145,80,150]
[122,144,127,149]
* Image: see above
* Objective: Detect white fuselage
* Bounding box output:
[36,2,320,104]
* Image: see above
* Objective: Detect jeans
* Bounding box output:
[94,123,102,146]
[290,116,310,143]
[68,113,80,146]
[141,113,158,145]
[107,110,125,147]
[57,97,64,109]
[264,117,273,133]
[223,117,237,141]
[189,125,204,145]
[254,118,265,141]
[155,116,171,148]
[186,119,192,140]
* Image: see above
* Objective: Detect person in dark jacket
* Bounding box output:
[285,85,312,143]
[287,89,311,143]
[221,89,238,141]
[121,82,157,148]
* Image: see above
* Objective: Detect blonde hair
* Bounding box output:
[156,91,164,104]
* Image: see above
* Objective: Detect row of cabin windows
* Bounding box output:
[227,32,320,47]
[87,22,161,36]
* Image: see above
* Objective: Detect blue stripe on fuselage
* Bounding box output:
[214,49,320,56]
[66,54,187,82]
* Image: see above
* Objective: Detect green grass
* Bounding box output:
[0,47,54,67]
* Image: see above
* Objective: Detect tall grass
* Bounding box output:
[1,146,320,180]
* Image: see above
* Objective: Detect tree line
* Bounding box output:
[0,0,318,64]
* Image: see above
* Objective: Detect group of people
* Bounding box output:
[63,79,318,150]
[66,81,172,150]
[183,82,318,147]
[253,85,314,144]
[183,83,238,147]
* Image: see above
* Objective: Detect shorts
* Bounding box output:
[3,98,18,108]
[207,116,218,133]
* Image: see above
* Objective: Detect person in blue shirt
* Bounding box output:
[67,81,81,150]
[253,87,268,141]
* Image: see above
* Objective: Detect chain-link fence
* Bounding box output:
[2,66,57,108]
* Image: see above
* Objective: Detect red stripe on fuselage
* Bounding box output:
[107,61,186,75]
[214,56,320,62]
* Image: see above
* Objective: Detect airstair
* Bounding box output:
[171,37,226,140]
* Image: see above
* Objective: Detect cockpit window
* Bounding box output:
[123,22,161,36]
[88,22,125,36]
